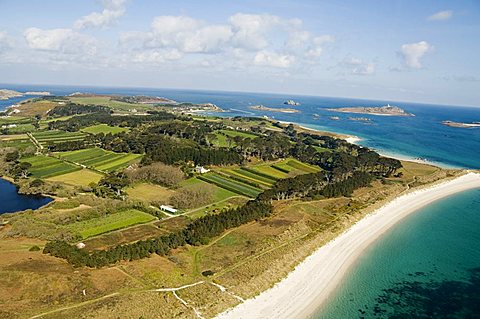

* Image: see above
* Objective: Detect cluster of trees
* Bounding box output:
[125,162,185,187]
[48,111,176,132]
[169,183,215,209]
[43,200,272,267]
[47,103,111,117]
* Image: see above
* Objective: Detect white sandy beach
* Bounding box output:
[215,172,480,319]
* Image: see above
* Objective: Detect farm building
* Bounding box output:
[160,205,178,214]
[195,166,210,174]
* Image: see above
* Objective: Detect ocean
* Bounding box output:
[1,83,479,317]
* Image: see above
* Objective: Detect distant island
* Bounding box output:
[328,104,414,116]
[284,100,300,106]
[250,105,300,113]
[442,120,480,128]
[0,89,51,100]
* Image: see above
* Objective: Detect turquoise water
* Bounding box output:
[316,189,480,318]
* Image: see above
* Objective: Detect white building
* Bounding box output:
[195,166,210,174]
[160,205,178,214]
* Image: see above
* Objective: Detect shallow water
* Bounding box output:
[315,188,480,318]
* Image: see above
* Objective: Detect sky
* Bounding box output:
[0,0,479,107]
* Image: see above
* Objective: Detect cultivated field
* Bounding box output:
[55,148,142,172]
[126,182,174,203]
[22,155,81,178]
[46,168,104,187]
[32,130,86,146]
[81,124,129,135]
[0,134,34,150]
[67,209,156,239]
[199,173,263,198]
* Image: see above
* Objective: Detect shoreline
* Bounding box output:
[215,172,480,319]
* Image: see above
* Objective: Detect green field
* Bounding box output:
[251,159,320,179]
[199,173,262,198]
[81,124,129,135]
[32,130,86,146]
[0,135,34,150]
[67,209,156,239]
[47,169,104,187]
[22,155,81,178]
[55,148,142,172]
[213,129,258,147]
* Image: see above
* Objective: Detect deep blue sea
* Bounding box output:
[1,83,479,317]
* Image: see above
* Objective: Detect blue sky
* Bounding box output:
[0,0,479,106]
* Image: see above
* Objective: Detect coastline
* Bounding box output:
[215,172,480,319]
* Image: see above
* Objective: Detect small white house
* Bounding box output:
[160,205,178,214]
[195,166,210,174]
[76,242,86,249]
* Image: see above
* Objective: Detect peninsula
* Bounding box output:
[442,120,480,128]
[328,104,414,116]
[0,89,51,100]
[250,104,300,113]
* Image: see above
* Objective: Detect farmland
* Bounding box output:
[55,148,142,172]
[197,159,320,198]
[0,134,34,150]
[32,130,86,146]
[199,172,263,198]
[22,155,81,178]
[81,124,130,135]
[46,169,104,187]
[67,209,156,239]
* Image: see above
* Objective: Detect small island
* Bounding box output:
[328,104,414,116]
[442,120,480,128]
[250,105,300,113]
[284,100,300,106]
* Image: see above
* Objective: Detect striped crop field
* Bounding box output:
[32,130,86,146]
[198,173,262,198]
[55,148,142,172]
[22,155,81,178]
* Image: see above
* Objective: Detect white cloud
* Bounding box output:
[427,10,453,21]
[146,16,233,53]
[75,0,126,29]
[400,41,433,68]
[254,51,295,68]
[305,35,335,58]
[229,13,281,50]
[0,31,14,52]
[343,57,376,75]
[132,49,183,63]
[24,27,98,56]
[119,13,334,69]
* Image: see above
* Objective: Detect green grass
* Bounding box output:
[286,159,320,173]
[81,124,129,135]
[55,148,142,172]
[0,137,34,150]
[212,129,258,147]
[67,209,156,239]
[22,155,81,178]
[251,164,289,179]
[199,173,262,198]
